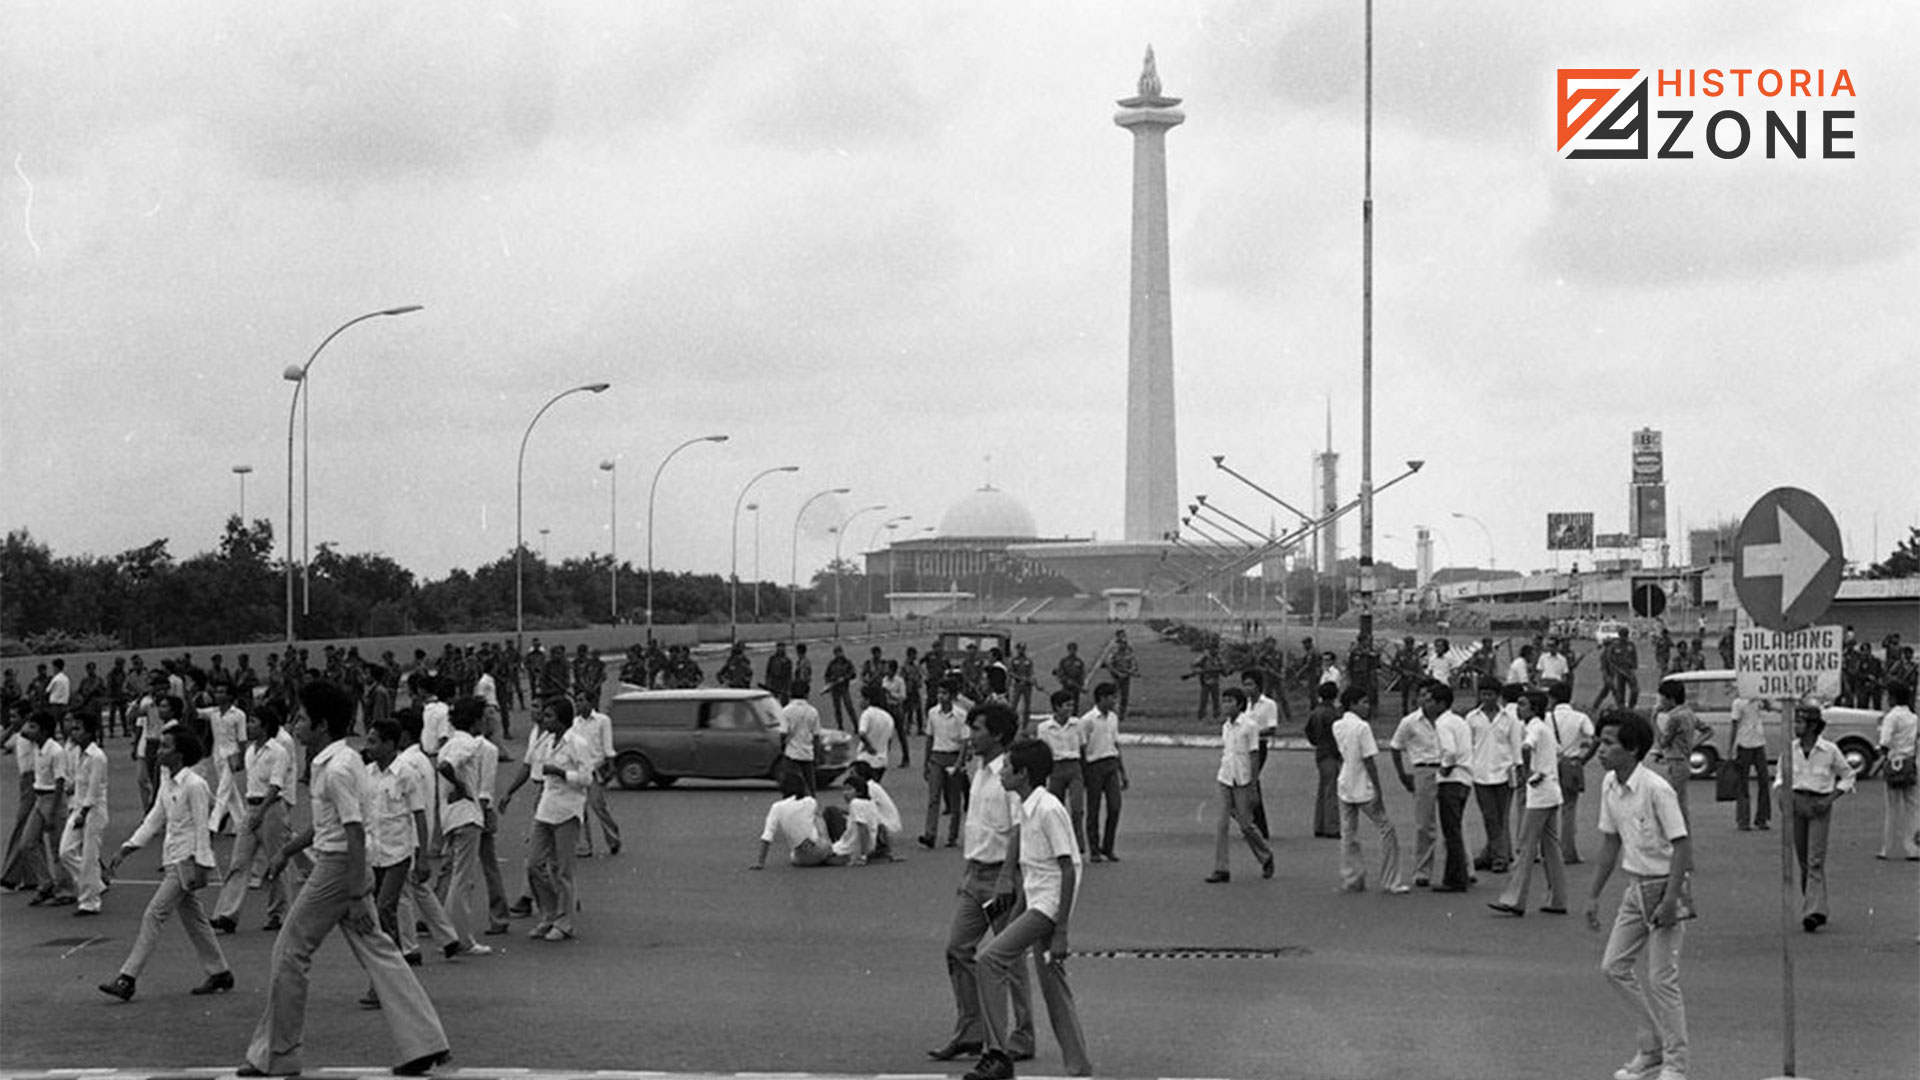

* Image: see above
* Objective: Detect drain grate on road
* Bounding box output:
[1076,945,1310,960]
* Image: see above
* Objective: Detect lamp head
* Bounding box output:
[583,382,611,393]
[1195,494,1208,504]
[777,465,800,473]
[831,487,851,495]
[704,434,729,444]
[282,364,306,382]
[1407,460,1425,472]
[1187,504,1199,515]
[380,305,424,317]
[1211,455,1226,467]
[233,464,252,475]
[599,460,615,472]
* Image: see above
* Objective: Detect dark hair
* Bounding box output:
[790,680,811,699]
[543,696,576,726]
[368,719,403,749]
[1093,681,1118,700]
[1240,669,1264,684]
[1548,681,1573,705]
[1522,689,1550,716]
[298,680,357,739]
[1501,683,1524,703]
[1794,704,1825,732]
[250,707,281,738]
[1423,683,1455,708]
[1005,737,1055,785]
[777,767,809,798]
[1658,678,1686,704]
[1890,682,1914,708]
[863,684,888,706]
[1339,686,1368,709]
[1223,687,1248,711]
[967,701,1018,748]
[165,727,205,766]
[849,759,881,782]
[450,695,486,733]
[396,708,424,744]
[1317,681,1340,701]
[843,773,871,799]
[1050,689,1077,708]
[1596,709,1652,759]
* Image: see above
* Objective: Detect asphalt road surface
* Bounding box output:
[2,739,1914,1080]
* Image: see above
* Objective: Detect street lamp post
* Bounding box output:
[645,434,728,643]
[232,464,252,521]
[866,515,912,619]
[599,460,618,622]
[730,465,801,641]
[538,529,551,559]
[1451,511,1495,572]
[515,382,611,652]
[282,304,423,645]
[832,504,887,640]
[790,487,851,642]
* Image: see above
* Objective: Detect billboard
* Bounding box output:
[1594,531,1634,549]
[1547,512,1595,550]
[1632,428,1664,483]
[1631,483,1668,539]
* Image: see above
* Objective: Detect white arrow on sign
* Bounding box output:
[1741,504,1828,612]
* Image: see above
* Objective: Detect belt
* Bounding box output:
[966,858,1005,869]
[1413,762,1441,768]
[246,796,266,805]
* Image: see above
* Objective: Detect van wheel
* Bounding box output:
[615,753,656,790]
[1688,746,1719,781]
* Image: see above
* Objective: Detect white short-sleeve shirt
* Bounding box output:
[1333,712,1379,804]
[1596,764,1688,876]
[1017,786,1082,919]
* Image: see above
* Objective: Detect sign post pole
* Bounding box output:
[1776,693,1796,1077]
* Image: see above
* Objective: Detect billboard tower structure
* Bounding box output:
[1629,428,1668,568]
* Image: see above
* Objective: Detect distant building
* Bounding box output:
[862,486,1082,606]
[1688,520,1740,566]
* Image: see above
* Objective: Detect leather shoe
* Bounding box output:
[927,1039,983,1061]
[98,975,135,1001]
[964,1050,1015,1080]
[391,1049,452,1076]
[191,970,236,995]
[1204,871,1231,883]
[1261,856,1275,879]
[917,834,936,850]
[210,915,238,934]
[1010,1050,1035,1062]
[1540,906,1569,915]
[1486,901,1526,917]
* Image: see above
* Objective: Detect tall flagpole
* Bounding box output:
[1358,0,1378,712]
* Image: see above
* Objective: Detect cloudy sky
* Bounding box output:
[4,1,1914,588]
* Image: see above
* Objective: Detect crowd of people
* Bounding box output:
[2,620,1914,1080]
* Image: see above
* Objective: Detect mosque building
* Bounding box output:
[861,485,1084,606]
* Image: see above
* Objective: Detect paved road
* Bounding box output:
[3,740,1914,1079]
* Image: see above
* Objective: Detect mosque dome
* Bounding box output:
[938,485,1038,539]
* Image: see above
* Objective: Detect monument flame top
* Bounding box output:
[1118,45,1182,109]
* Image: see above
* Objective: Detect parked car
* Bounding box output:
[937,628,1013,656]
[1593,619,1632,644]
[1657,669,1885,780]
[605,688,855,790]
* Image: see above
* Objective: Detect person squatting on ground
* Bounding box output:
[1205,687,1274,884]
[928,701,1035,1066]
[1333,686,1407,894]
[967,734,1092,1080]
[97,727,234,1001]
[1583,709,1694,1080]
[1081,683,1126,862]
[751,768,840,869]
[240,679,450,1077]
[1489,689,1568,917]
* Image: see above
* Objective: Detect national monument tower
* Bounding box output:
[1117,46,1184,543]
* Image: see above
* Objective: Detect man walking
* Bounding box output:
[1466,680,1522,874]
[1389,685,1443,887]
[1726,694,1772,832]
[210,709,291,934]
[1551,683,1597,864]
[571,689,620,858]
[1034,690,1089,858]
[1584,710,1693,1080]
[926,701,1034,1067]
[1205,687,1274,883]
[920,682,969,849]
[1489,690,1568,917]
[58,712,109,915]
[1781,705,1855,933]
[1081,684,1126,863]
[1333,687,1407,894]
[1432,685,1474,892]
[240,680,449,1076]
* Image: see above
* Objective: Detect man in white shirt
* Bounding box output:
[1876,682,1919,859]
[392,712,461,961]
[98,727,233,1001]
[1389,689,1443,887]
[856,684,899,778]
[921,681,970,849]
[210,710,291,933]
[1536,640,1571,688]
[1333,687,1407,894]
[1726,695,1773,832]
[1489,690,1567,916]
[46,658,71,710]
[1778,705,1855,932]
[1467,681,1523,874]
[201,682,248,836]
[751,769,832,868]
[1239,671,1280,839]
[14,711,68,901]
[1081,683,1126,862]
[242,680,449,1077]
[1583,710,1693,1080]
[972,736,1092,1080]
[502,697,594,941]
[1206,688,1274,883]
[927,702,1034,1065]
[570,689,621,858]
[435,698,494,956]
[780,681,824,795]
[58,713,109,914]
[1035,690,1090,858]
[1431,685,1475,892]
[1550,683,1598,864]
[1426,639,1459,687]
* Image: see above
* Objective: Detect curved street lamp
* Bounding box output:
[282,304,423,644]
[599,460,618,622]
[645,434,729,642]
[1450,511,1496,572]
[730,465,801,640]
[515,382,611,650]
[232,464,252,521]
[831,504,888,640]
[790,487,851,642]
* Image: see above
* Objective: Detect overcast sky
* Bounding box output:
[4,1,1914,587]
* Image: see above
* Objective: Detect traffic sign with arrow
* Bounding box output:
[1733,487,1843,633]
